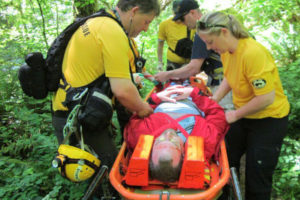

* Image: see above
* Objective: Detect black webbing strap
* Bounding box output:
[60,157,99,179]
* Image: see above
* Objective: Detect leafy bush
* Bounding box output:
[0,65,89,199]
[272,137,300,199]
[278,58,300,138]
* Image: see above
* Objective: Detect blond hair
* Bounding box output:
[197,11,249,38]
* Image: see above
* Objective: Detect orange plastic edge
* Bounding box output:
[178,136,205,189]
[125,135,154,186]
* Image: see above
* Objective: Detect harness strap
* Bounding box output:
[175,114,198,139]
[60,157,99,179]
[153,112,193,139]
[67,158,99,170]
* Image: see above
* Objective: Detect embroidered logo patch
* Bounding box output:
[252,79,266,89]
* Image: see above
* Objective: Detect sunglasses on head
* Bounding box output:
[197,21,227,30]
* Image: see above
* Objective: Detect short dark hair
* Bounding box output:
[172,0,180,13]
[149,153,183,182]
[117,0,160,16]
[173,0,199,21]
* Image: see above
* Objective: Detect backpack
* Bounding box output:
[201,51,223,82]
[18,9,121,99]
[169,28,194,59]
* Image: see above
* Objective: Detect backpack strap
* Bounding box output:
[46,9,127,92]
[187,27,191,39]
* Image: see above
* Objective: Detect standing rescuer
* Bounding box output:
[52,0,160,179]
[197,11,290,200]
[155,0,233,111]
[157,0,196,71]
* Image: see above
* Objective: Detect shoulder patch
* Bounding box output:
[252,79,266,89]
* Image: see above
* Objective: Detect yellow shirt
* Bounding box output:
[158,18,195,64]
[221,37,290,119]
[53,13,138,111]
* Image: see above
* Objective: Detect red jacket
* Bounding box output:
[124,87,229,160]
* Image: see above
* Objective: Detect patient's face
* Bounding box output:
[151,129,184,168]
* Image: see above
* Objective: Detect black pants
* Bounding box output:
[52,114,118,169]
[114,100,132,141]
[224,116,288,200]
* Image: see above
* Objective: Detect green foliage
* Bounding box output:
[0,0,299,199]
[272,137,300,199]
[232,0,300,66]
[259,27,299,69]
[278,58,300,137]
[0,74,89,199]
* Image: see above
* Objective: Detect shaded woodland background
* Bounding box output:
[0,0,299,199]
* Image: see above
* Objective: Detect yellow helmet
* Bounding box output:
[52,144,100,182]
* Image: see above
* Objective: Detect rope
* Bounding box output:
[62,103,98,156]
[62,104,82,144]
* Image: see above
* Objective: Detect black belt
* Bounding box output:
[210,79,221,86]
[53,110,69,118]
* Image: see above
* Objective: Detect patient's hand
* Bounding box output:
[157,86,193,103]
[173,87,194,101]
[157,87,183,103]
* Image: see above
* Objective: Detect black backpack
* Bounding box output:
[169,28,194,59]
[18,9,121,99]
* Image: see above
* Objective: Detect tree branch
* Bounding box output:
[36,0,49,49]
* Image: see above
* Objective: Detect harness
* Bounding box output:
[201,51,223,85]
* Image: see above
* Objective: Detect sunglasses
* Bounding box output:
[197,21,227,30]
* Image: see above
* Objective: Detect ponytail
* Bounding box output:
[197,12,249,39]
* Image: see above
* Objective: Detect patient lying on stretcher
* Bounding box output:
[124,82,229,184]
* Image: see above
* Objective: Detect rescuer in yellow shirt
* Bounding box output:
[52,0,160,172]
[157,0,195,71]
[197,12,290,200]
